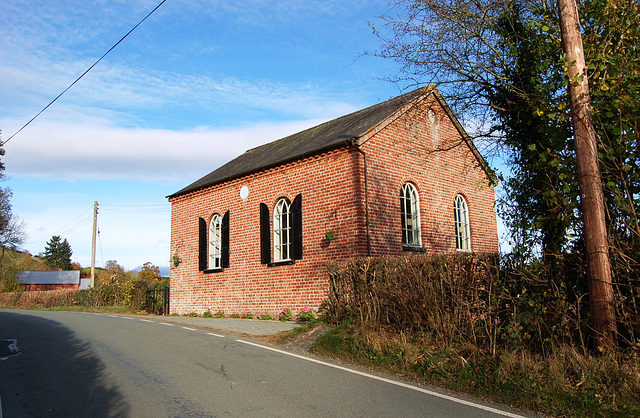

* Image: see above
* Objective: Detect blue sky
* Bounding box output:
[1,0,505,271]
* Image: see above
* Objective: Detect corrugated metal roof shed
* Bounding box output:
[18,270,80,285]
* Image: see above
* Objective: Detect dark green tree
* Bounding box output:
[43,235,73,270]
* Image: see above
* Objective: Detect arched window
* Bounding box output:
[198,211,229,272]
[401,182,421,247]
[260,194,302,265]
[273,198,291,262]
[209,214,222,269]
[454,194,471,251]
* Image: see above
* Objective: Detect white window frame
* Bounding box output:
[401,182,422,247]
[209,214,222,269]
[454,194,471,252]
[273,198,291,262]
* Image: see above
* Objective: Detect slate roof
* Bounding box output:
[169,87,432,198]
[18,270,80,285]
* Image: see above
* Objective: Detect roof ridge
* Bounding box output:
[169,86,436,198]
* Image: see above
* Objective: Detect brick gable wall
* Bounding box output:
[168,94,498,316]
[360,95,499,256]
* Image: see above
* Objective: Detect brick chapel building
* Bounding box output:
[168,86,499,315]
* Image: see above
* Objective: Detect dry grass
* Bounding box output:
[312,323,640,416]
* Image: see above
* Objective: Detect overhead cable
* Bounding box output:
[3,0,168,145]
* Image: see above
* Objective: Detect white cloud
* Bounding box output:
[2,115,334,182]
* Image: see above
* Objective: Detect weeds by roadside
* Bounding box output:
[311,323,640,416]
[317,253,640,417]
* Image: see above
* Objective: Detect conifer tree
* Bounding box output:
[43,235,73,270]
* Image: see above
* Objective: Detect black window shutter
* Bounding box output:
[400,193,407,245]
[198,217,207,271]
[221,211,230,268]
[291,194,303,260]
[259,203,271,264]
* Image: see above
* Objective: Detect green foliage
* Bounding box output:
[258,311,272,321]
[298,306,317,322]
[372,0,640,291]
[137,262,161,284]
[202,309,212,318]
[42,235,73,270]
[491,1,640,271]
[0,278,149,311]
[214,310,225,318]
[276,305,293,321]
[104,260,127,284]
[241,310,254,319]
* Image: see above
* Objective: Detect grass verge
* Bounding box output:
[310,323,640,417]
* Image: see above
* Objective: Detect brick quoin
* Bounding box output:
[168,88,498,316]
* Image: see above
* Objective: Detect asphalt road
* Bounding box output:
[0,309,529,417]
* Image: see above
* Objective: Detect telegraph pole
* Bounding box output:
[557,0,617,348]
[90,201,98,288]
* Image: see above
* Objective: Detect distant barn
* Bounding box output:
[18,271,90,291]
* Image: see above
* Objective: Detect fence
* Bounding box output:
[146,287,169,315]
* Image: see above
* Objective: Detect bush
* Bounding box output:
[276,306,293,321]
[258,311,272,320]
[322,252,639,355]
[298,306,316,322]
[0,278,150,311]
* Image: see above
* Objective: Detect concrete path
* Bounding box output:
[137,314,303,335]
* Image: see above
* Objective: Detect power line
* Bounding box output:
[25,204,95,249]
[3,0,169,146]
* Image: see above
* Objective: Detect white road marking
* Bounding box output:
[107,315,118,318]
[0,339,20,361]
[160,322,174,326]
[207,332,224,338]
[139,319,154,323]
[182,327,196,331]
[236,340,526,418]
[123,317,134,320]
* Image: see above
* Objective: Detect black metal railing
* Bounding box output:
[146,287,169,315]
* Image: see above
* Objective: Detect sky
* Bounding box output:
[0,0,505,271]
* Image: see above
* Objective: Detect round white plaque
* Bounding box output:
[240,185,249,200]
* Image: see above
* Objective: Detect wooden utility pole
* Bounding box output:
[557,0,617,348]
[90,201,98,288]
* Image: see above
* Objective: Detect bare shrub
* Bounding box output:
[323,252,639,355]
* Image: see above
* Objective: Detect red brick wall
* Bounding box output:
[22,284,78,291]
[359,95,499,256]
[168,94,498,316]
[169,147,368,315]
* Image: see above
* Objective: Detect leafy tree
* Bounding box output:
[104,259,127,283]
[371,0,639,347]
[371,0,638,257]
[43,235,73,270]
[0,132,26,262]
[137,261,160,284]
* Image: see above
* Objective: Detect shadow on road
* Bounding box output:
[0,310,129,417]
